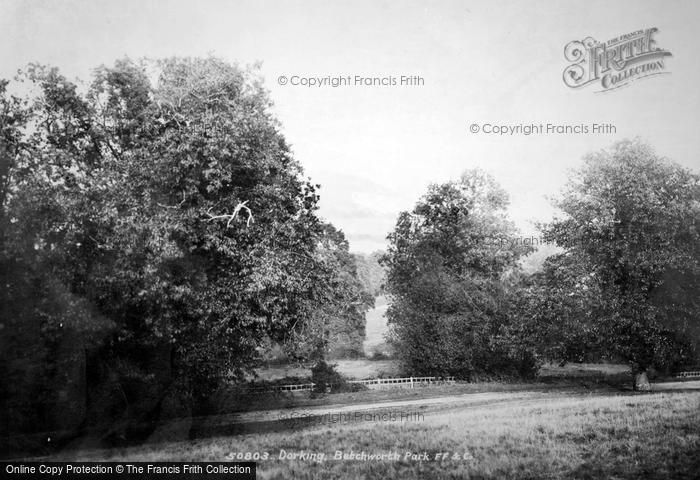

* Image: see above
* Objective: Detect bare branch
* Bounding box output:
[205,201,254,228]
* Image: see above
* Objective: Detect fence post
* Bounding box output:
[410,376,413,389]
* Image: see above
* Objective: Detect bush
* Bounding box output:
[310,360,367,393]
[311,360,344,393]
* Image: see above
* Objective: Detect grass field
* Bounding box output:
[253,359,401,382]
[253,357,631,383]
[223,362,635,415]
[57,388,700,479]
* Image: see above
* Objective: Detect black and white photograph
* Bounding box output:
[1,1,699,478]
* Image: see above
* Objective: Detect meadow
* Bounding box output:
[253,357,630,382]
[57,386,700,479]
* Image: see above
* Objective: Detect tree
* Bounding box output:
[0,72,110,436]
[0,57,342,441]
[284,223,373,361]
[542,139,700,389]
[382,169,536,379]
[514,252,604,365]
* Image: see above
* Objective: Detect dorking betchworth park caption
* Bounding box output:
[1,1,699,479]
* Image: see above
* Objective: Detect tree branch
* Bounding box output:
[205,201,254,228]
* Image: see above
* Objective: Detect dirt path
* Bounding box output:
[201,390,547,425]
[185,379,700,434]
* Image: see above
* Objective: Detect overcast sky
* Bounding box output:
[2,0,699,252]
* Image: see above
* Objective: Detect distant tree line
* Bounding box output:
[353,251,386,297]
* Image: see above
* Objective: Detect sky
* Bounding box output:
[2,0,699,252]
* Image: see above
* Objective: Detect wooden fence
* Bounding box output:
[242,383,316,394]
[347,376,455,387]
[235,371,700,394]
[238,376,456,395]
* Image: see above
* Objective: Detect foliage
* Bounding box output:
[513,252,604,364]
[309,360,365,393]
[382,169,537,379]
[538,139,700,375]
[283,223,373,361]
[310,360,345,393]
[0,57,355,437]
[352,250,386,296]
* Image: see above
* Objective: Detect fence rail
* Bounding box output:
[347,376,455,386]
[237,376,456,395]
[675,371,700,379]
[243,383,316,393]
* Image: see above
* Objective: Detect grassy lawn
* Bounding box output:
[253,359,401,382]
[252,359,629,383]
[209,379,628,416]
[213,362,633,414]
[61,389,700,479]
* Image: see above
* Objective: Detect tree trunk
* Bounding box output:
[633,370,651,391]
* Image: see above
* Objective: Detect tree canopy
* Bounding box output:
[382,169,536,379]
[536,139,700,383]
[0,57,367,438]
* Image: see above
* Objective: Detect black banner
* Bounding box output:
[2,463,256,480]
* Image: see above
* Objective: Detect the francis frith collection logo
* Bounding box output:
[563,28,672,92]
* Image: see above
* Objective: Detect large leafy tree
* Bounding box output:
[382,170,535,379]
[541,139,700,389]
[0,57,337,439]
